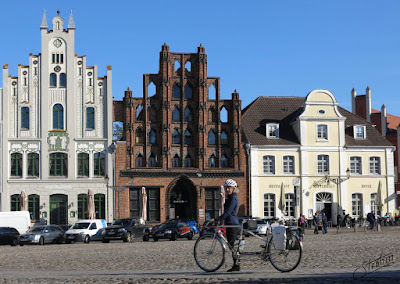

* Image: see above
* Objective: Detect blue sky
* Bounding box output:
[1,1,400,115]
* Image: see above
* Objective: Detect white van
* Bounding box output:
[0,211,31,234]
[65,219,107,243]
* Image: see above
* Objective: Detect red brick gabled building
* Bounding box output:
[113,44,247,224]
[352,87,400,207]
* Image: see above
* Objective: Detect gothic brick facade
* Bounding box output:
[113,44,247,224]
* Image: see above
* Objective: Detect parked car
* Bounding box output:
[19,225,64,245]
[199,220,226,237]
[0,227,20,246]
[65,219,107,243]
[0,211,31,234]
[144,221,194,241]
[168,218,199,234]
[102,218,152,243]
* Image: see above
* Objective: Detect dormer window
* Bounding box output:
[317,124,328,141]
[354,125,366,139]
[266,124,279,138]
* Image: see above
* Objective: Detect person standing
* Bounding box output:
[210,179,240,272]
[313,212,320,234]
[322,213,328,234]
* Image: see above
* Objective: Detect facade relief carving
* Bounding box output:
[47,131,70,152]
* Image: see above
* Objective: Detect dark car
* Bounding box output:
[19,225,64,245]
[145,221,194,241]
[199,220,226,237]
[102,218,151,243]
[166,218,199,234]
[0,227,20,246]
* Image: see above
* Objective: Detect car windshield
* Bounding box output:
[27,227,44,233]
[71,222,90,229]
[159,222,177,229]
[257,220,267,224]
[112,219,131,226]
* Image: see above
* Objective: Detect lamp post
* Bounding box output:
[325,168,350,227]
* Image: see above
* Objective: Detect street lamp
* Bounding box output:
[325,168,350,227]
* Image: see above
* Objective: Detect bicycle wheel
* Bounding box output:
[194,234,226,272]
[268,231,302,272]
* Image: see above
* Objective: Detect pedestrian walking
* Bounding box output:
[322,213,328,234]
[367,210,375,229]
[313,212,320,234]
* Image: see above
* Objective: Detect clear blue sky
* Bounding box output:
[1,1,400,115]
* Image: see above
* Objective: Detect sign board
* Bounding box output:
[169,208,175,219]
[199,209,204,218]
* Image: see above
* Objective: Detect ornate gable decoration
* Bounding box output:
[47,131,70,152]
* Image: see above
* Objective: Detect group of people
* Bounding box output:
[312,212,328,234]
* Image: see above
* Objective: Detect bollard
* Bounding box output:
[336,225,339,234]
[377,223,381,232]
[354,225,357,233]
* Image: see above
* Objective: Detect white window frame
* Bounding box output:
[262,155,275,174]
[283,155,295,174]
[354,125,366,139]
[266,123,279,138]
[370,193,377,213]
[317,154,329,174]
[369,157,381,175]
[285,193,295,217]
[350,156,362,175]
[317,124,328,141]
[263,193,275,218]
[351,193,363,217]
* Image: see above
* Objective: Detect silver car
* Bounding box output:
[19,225,65,245]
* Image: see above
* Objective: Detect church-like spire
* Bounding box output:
[40,10,48,30]
[68,10,76,30]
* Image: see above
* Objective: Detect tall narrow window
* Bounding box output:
[317,155,329,174]
[94,194,105,219]
[220,106,228,123]
[317,124,328,140]
[209,107,217,123]
[263,155,275,174]
[369,157,381,175]
[77,153,89,177]
[221,154,228,168]
[135,128,144,144]
[59,73,66,87]
[148,81,156,97]
[172,129,180,144]
[28,194,40,221]
[49,153,68,177]
[264,193,275,218]
[11,153,22,177]
[283,156,295,174]
[50,73,57,87]
[136,105,143,120]
[221,131,228,145]
[53,104,64,129]
[208,154,216,168]
[93,152,105,176]
[205,188,221,220]
[352,193,363,217]
[21,107,29,129]
[185,61,191,72]
[78,194,88,219]
[135,154,143,167]
[184,154,192,168]
[184,107,193,122]
[350,157,362,174]
[172,154,180,167]
[172,107,180,121]
[285,193,295,217]
[208,130,216,145]
[173,83,180,98]
[148,153,157,167]
[10,194,20,211]
[27,153,39,177]
[370,193,377,213]
[185,84,192,99]
[208,84,216,100]
[184,130,192,145]
[130,188,160,222]
[148,129,156,144]
[86,107,95,129]
[174,60,181,72]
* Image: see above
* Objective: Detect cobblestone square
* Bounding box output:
[0,227,399,283]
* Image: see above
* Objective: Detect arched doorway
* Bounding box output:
[167,176,197,221]
[50,194,68,225]
[315,192,332,222]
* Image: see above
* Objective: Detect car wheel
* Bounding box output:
[153,236,158,242]
[84,235,90,243]
[102,239,110,243]
[39,237,45,246]
[65,240,72,244]
[11,238,18,246]
[143,234,149,242]
[170,232,178,241]
[187,231,193,240]
[123,232,132,242]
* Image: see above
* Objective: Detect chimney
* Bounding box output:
[381,104,387,137]
[366,86,371,123]
[351,88,356,114]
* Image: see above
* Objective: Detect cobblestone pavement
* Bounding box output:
[0,226,399,283]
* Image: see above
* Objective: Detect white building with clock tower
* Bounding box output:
[1,11,115,225]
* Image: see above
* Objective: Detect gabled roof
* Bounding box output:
[242,96,393,147]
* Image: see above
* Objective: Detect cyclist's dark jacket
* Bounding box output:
[216,193,239,225]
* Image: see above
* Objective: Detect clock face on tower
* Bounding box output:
[53,38,62,48]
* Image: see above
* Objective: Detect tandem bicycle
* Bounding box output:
[193,220,303,273]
